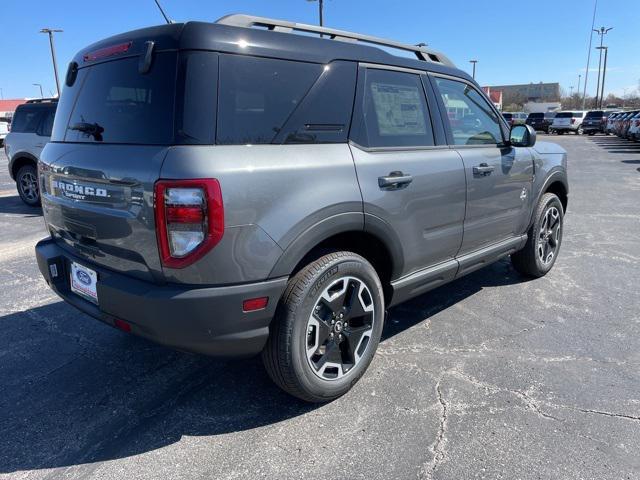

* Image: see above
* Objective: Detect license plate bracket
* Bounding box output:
[70,262,99,304]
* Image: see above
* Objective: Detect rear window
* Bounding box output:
[11,106,43,133]
[528,113,544,119]
[217,55,322,145]
[502,113,513,118]
[64,53,177,144]
[556,112,582,118]
[585,111,604,118]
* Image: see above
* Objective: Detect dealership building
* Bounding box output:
[484,82,561,103]
[0,99,28,120]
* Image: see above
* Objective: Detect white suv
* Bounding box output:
[4,99,57,205]
[551,111,587,135]
[0,119,9,145]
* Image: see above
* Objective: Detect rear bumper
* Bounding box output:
[35,238,288,357]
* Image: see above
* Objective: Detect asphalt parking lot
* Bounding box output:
[0,134,639,480]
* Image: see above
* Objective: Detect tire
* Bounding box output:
[576,126,584,135]
[511,193,564,278]
[16,164,40,206]
[557,130,564,135]
[262,251,385,402]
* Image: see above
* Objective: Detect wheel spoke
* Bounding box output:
[306,275,377,381]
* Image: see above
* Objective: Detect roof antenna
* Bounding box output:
[153,0,173,24]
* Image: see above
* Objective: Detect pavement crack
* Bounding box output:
[421,374,449,479]
[574,408,640,422]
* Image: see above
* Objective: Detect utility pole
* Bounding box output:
[469,60,478,80]
[593,26,612,108]
[40,28,63,97]
[577,74,582,101]
[33,83,44,98]
[597,46,608,108]
[582,0,598,109]
[306,0,324,27]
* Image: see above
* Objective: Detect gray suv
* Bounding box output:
[4,99,57,205]
[35,15,568,402]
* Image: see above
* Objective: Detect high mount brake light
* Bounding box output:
[83,41,132,62]
[154,179,224,269]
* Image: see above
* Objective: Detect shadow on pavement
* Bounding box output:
[0,258,529,474]
[588,136,640,154]
[0,195,42,216]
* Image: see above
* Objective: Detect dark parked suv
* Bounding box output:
[582,110,608,135]
[526,112,555,133]
[35,14,568,402]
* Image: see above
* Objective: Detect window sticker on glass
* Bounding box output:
[370,82,427,136]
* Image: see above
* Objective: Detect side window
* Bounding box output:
[362,69,434,148]
[217,55,323,145]
[38,108,56,137]
[435,77,504,146]
[11,107,43,133]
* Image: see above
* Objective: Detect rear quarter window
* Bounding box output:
[217,55,323,145]
[11,107,43,133]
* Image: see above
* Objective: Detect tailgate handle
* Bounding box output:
[378,171,413,190]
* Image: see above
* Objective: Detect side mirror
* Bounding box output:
[510,124,536,147]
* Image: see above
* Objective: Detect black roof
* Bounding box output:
[72,19,470,82]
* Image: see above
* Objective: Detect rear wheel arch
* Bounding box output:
[270,218,401,305]
[10,154,38,180]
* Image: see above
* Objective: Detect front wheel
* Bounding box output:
[511,193,564,278]
[262,251,385,402]
[576,127,584,135]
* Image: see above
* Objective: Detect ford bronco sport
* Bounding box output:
[35,14,568,402]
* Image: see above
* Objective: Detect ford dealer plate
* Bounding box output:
[70,262,98,304]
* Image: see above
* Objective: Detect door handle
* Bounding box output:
[473,163,495,176]
[378,171,413,190]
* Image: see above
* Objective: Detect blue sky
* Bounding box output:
[2,0,639,99]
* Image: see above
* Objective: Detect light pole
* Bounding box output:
[469,60,478,80]
[597,46,608,108]
[582,0,598,109]
[577,74,582,100]
[306,0,324,27]
[33,83,44,98]
[40,28,63,97]
[593,26,612,108]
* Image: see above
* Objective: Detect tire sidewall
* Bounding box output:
[533,195,564,274]
[289,255,384,400]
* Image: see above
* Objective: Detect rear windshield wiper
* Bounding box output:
[69,122,104,141]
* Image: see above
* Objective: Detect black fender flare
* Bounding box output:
[8,151,38,181]
[529,169,569,228]
[268,211,405,280]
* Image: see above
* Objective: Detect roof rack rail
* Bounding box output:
[215,14,455,68]
[25,98,58,104]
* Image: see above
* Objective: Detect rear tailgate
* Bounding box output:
[40,40,181,283]
[41,143,168,282]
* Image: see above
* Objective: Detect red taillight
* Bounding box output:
[243,297,269,312]
[635,120,640,127]
[571,118,576,124]
[154,179,224,269]
[83,41,132,62]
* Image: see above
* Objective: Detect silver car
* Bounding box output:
[4,99,57,205]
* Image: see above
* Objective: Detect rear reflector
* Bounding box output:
[243,297,269,312]
[114,319,131,332]
[83,41,132,62]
